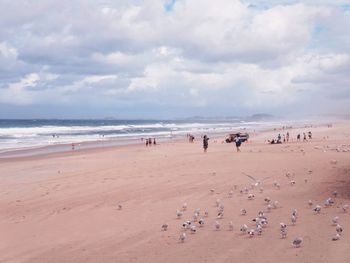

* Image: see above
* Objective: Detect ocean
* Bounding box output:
[0,118,278,155]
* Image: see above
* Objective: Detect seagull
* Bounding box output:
[291,215,297,225]
[308,200,313,207]
[248,229,255,237]
[179,232,187,242]
[332,216,339,225]
[292,237,303,248]
[198,218,205,227]
[218,204,224,212]
[292,209,298,218]
[342,204,349,213]
[336,224,343,235]
[182,203,187,211]
[215,220,220,230]
[176,210,183,219]
[332,233,341,241]
[256,224,262,235]
[273,201,279,209]
[314,205,322,214]
[161,224,168,231]
[290,180,296,186]
[240,209,247,216]
[193,212,199,222]
[258,211,265,218]
[260,218,268,227]
[240,224,248,233]
[325,198,334,207]
[281,228,287,239]
[228,221,234,231]
[190,225,197,234]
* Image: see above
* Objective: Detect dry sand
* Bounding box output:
[0,122,349,263]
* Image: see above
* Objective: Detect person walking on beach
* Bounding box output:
[203,135,209,152]
[297,134,301,141]
[235,136,242,152]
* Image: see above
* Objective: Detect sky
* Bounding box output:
[0,0,349,119]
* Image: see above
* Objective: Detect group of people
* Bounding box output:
[144,138,156,146]
[202,134,242,153]
[269,131,312,144]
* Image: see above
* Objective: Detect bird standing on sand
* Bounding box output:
[280,223,287,238]
[292,237,303,248]
[332,216,339,225]
[161,224,168,231]
[176,210,183,219]
[308,200,313,207]
[342,204,349,213]
[273,201,279,209]
[240,224,248,233]
[204,209,209,217]
[215,220,220,230]
[291,215,297,225]
[248,229,255,237]
[248,193,255,200]
[240,209,247,216]
[256,224,262,235]
[314,205,322,214]
[179,233,186,242]
[199,218,205,227]
[336,224,343,235]
[182,203,187,211]
[332,233,341,241]
[190,225,197,234]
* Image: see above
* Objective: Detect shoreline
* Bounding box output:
[0,120,338,159]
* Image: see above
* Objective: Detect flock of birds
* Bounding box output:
[159,169,349,248]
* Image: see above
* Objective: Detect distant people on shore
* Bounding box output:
[303,133,307,142]
[145,138,157,146]
[203,135,209,152]
[308,131,312,139]
[286,132,290,142]
[297,134,301,141]
[187,134,195,143]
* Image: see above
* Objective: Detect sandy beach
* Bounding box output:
[1,121,349,263]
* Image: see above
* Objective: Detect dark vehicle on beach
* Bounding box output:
[225,132,249,143]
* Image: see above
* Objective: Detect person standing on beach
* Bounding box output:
[303,133,307,142]
[297,134,301,141]
[235,136,242,152]
[203,135,209,152]
[286,132,290,142]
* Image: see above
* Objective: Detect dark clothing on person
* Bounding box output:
[203,135,209,152]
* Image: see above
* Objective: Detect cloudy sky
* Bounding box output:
[0,0,349,119]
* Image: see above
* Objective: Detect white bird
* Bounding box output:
[308,200,313,207]
[182,221,191,230]
[248,229,255,237]
[240,224,248,233]
[182,203,187,211]
[332,216,339,225]
[266,204,273,212]
[290,180,296,186]
[336,224,343,235]
[218,204,225,212]
[292,209,298,218]
[199,218,205,227]
[260,218,268,227]
[342,204,349,213]
[179,232,187,242]
[281,228,287,239]
[258,211,265,218]
[161,224,168,231]
[291,215,297,225]
[332,233,341,241]
[314,205,322,214]
[190,225,197,234]
[256,224,262,235]
[292,237,303,248]
[176,210,183,219]
[240,209,247,216]
[325,198,334,207]
[193,213,199,222]
[215,220,220,230]
[273,201,279,209]
[228,221,234,231]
